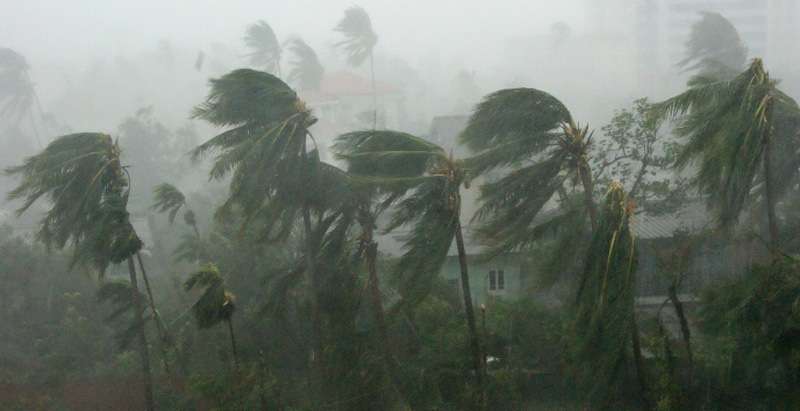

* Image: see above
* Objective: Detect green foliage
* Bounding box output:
[151,183,186,224]
[594,98,689,214]
[244,20,282,74]
[184,263,235,329]
[5,132,142,272]
[651,59,800,228]
[571,182,638,406]
[334,6,377,67]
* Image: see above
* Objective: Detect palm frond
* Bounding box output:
[679,11,747,77]
[185,262,235,328]
[460,88,572,161]
[334,6,378,66]
[5,132,142,272]
[151,183,186,224]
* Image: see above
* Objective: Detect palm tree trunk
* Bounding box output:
[763,123,779,256]
[370,52,377,130]
[127,257,156,411]
[227,317,240,372]
[454,219,487,410]
[668,284,693,378]
[136,252,172,374]
[365,233,411,409]
[301,205,325,405]
[631,314,649,409]
[578,162,598,231]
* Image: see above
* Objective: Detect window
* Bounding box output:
[488,270,496,290]
[497,270,505,290]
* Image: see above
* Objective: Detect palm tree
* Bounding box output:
[651,58,800,254]
[572,182,645,408]
[244,20,283,76]
[460,88,599,259]
[679,11,747,78]
[334,6,378,128]
[286,38,324,92]
[184,263,239,370]
[5,132,155,411]
[0,48,44,147]
[192,68,350,405]
[335,129,487,409]
[152,182,201,239]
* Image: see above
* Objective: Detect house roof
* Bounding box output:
[631,203,710,239]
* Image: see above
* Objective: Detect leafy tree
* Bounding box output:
[335,129,487,409]
[594,98,689,215]
[651,59,800,254]
[334,6,378,128]
[5,132,156,410]
[571,182,645,409]
[460,88,599,260]
[244,20,283,76]
[184,263,239,370]
[286,38,324,92]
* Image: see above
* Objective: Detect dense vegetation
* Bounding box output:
[2,9,800,411]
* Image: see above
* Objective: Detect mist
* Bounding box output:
[2,1,800,410]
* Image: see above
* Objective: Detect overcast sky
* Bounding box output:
[0,0,586,65]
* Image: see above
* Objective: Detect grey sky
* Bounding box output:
[1,0,585,65]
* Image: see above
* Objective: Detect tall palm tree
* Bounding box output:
[651,58,800,254]
[244,20,283,76]
[286,38,324,92]
[679,11,747,78]
[334,6,378,128]
[152,182,201,239]
[0,48,46,147]
[572,182,645,408]
[335,129,487,409]
[184,263,239,370]
[192,68,352,405]
[5,132,155,411]
[460,88,599,259]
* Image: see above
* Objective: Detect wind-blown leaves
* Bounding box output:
[151,183,186,224]
[192,69,319,235]
[185,263,235,329]
[5,132,142,272]
[680,12,747,78]
[460,88,572,163]
[287,38,324,92]
[244,20,282,75]
[334,6,378,67]
[651,59,800,228]
[572,182,638,404]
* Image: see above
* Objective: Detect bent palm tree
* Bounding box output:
[651,59,800,254]
[152,182,201,239]
[336,129,487,409]
[0,48,34,127]
[460,88,599,259]
[5,132,155,411]
[572,182,643,408]
[334,6,378,128]
[184,263,239,370]
[193,68,347,405]
[244,20,283,76]
[286,38,324,92]
[680,11,747,78]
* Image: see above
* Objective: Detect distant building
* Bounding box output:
[587,0,800,95]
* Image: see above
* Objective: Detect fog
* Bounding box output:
[3,1,800,410]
